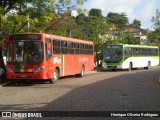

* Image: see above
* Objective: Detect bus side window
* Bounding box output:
[148,49,151,56]
[155,49,158,56]
[90,45,93,55]
[53,40,60,54]
[74,43,79,54]
[84,44,88,55]
[143,49,146,56]
[45,38,52,60]
[67,41,74,54]
[146,49,149,56]
[153,49,157,56]
[132,48,137,56]
[138,48,141,56]
[61,41,67,54]
[124,48,129,58]
[80,44,84,54]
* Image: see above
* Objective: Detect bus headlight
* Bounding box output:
[35,66,45,73]
[6,66,14,73]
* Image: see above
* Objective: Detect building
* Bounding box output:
[60,10,77,18]
[123,24,150,41]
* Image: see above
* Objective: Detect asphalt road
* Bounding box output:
[0,66,160,120]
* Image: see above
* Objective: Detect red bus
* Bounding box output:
[5,33,94,83]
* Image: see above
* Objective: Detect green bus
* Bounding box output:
[102,44,159,71]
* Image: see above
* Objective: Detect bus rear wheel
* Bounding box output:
[76,66,85,77]
[128,63,132,71]
[144,61,151,69]
[50,69,59,84]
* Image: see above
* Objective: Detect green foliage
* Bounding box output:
[106,12,129,29]
[89,9,102,18]
[133,19,141,27]
[76,13,86,25]
[50,17,79,37]
[56,0,86,13]
[80,15,109,52]
[30,0,56,13]
[120,32,139,44]
[147,28,160,46]
[107,38,119,44]
[151,9,160,29]
[0,0,159,57]
[106,32,139,45]
[149,9,160,46]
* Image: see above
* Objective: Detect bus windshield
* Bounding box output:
[7,41,44,64]
[103,45,122,63]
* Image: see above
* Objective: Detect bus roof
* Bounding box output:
[9,33,94,45]
[123,44,159,49]
[43,33,93,45]
[107,44,159,49]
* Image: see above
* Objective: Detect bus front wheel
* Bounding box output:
[50,69,59,84]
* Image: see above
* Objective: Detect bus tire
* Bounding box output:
[144,61,151,69]
[50,69,59,84]
[76,66,85,77]
[128,62,132,71]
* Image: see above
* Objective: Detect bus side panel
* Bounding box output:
[74,55,82,74]
[62,54,94,76]
[63,54,75,76]
[151,56,160,66]
[75,55,94,73]
[85,55,94,72]
[121,56,159,69]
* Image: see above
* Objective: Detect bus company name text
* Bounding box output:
[78,57,88,62]
[53,57,61,64]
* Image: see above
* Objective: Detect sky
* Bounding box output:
[82,0,160,29]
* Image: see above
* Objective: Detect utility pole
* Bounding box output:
[27,15,29,33]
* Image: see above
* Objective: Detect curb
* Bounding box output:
[86,70,97,74]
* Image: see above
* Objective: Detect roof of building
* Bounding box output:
[123,24,149,35]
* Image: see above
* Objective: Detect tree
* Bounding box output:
[81,15,110,66]
[106,12,129,29]
[49,16,80,37]
[106,32,138,45]
[149,9,160,47]
[56,0,86,13]
[151,9,160,29]
[89,8,102,18]
[76,13,86,25]
[0,0,26,14]
[133,19,141,27]
[0,0,88,83]
[147,28,160,46]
